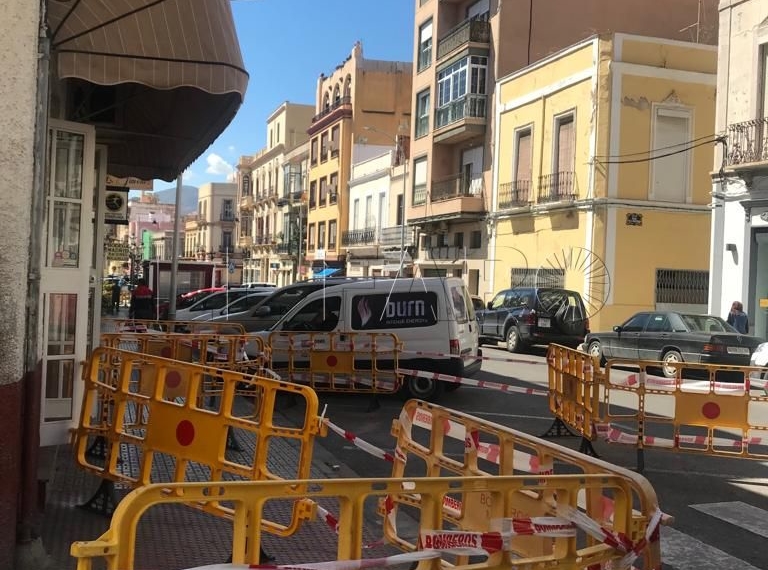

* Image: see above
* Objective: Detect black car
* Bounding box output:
[585,311,764,377]
[476,287,589,352]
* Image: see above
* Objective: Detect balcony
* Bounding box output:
[497,180,531,209]
[276,243,293,255]
[432,173,483,202]
[342,227,377,247]
[196,215,208,227]
[277,193,291,207]
[436,19,490,61]
[220,213,238,223]
[253,234,264,245]
[537,172,576,204]
[725,118,768,175]
[433,94,487,143]
[239,195,253,210]
[308,96,353,134]
[238,235,253,248]
[379,225,413,248]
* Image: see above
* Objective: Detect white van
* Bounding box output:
[248,277,482,400]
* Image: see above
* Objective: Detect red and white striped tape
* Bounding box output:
[185,550,441,570]
[594,422,768,450]
[402,349,545,366]
[613,372,754,393]
[397,368,548,396]
[324,419,396,463]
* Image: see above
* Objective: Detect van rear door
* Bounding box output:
[448,281,480,359]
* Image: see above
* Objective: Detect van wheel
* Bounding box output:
[399,375,445,402]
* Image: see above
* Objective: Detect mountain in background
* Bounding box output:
[149,185,199,214]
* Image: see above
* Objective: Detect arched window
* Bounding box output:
[344,74,352,97]
[323,93,330,110]
[333,84,341,104]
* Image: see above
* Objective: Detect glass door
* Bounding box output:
[39,120,95,446]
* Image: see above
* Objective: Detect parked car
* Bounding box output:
[220,277,373,332]
[247,277,482,400]
[585,311,764,377]
[173,289,252,321]
[195,290,273,324]
[476,287,589,352]
[176,287,224,310]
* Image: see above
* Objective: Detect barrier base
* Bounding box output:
[78,479,118,517]
[540,418,578,438]
[579,437,599,458]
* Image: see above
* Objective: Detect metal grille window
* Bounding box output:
[510,268,565,288]
[655,269,709,305]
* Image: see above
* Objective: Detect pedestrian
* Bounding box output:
[727,300,749,334]
[111,280,122,315]
[129,278,155,320]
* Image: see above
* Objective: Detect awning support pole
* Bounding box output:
[167,174,183,320]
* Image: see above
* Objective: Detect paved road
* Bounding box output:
[280,342,768,570]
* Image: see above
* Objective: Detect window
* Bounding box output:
[467,0,490,20]
[760,44,768,119]
[421,233,431,250]
[514,128,532,183]
[365,195,372,227]
[329,172,338,204]
[553,114,575,174]
[377,192,386,229]
[437,233,448,247]
[241,174,251,197]
[645,314,671,333]
[416,89,430,138]
[222,231,233,251]
[276,123,280,143]
[319,177,327,206]
[650,108,691,202]
[328,220,337,250]
[318,222,326,250]
[454,232,464,248]
[353,198,360,230]
[331,126,340,157]
[413,157,427,205]
[222,199,234,220]
[418,20,433,72]
[396,194,404,225]
[435,56,488,128]
[655,269,709,305]
[283,296,341,332]
[321,132,329,162]
[470,230,482,249]
[621,313,651,332]
[309,181,317,208]
[310,139,318,165]
[269,128,273,147]
[308,223,315,251]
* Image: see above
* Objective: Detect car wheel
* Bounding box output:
[399,374,445,402]
[588,340,606,366]
[506,326,523,353]
[661,349,683,379]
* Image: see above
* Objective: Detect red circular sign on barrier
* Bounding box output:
[326,355,338,367]
[166,370,182,388]
[702,402,721,420]
[176,420,195,446]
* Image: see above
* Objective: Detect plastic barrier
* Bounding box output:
[100,332,266,375]
[546,344,601,440]
[602,357,768,462]
[266,331,402,394]
[74,347,325,535]
[102,317,246,335]
[70,475,662,570]
[387,399,663,569]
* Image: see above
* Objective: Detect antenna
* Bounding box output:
[679,0,703,43]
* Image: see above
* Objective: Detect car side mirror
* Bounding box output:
[486,301,493,310]
[255,306,270,316]
[613,325,622,333]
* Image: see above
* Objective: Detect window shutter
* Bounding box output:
[556,117,574,173]
[515,131,532,182]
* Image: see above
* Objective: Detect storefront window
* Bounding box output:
[44,293,77,421]
[49,131,85,268]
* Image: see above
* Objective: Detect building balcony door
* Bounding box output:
[40,120,95,446]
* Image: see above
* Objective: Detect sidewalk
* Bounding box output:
[39,318,398,569]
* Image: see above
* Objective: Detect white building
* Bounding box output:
[710,0,768,339]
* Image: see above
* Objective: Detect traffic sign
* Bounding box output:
[228,261,235,274]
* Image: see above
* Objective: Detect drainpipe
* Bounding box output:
[18,0,50,550]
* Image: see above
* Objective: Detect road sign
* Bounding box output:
[315,249,326,261]
[228,261,235,274]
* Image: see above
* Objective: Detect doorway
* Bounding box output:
[750,229,768,339]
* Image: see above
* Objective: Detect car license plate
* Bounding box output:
[538,318,551,328]
[727,346,750,355]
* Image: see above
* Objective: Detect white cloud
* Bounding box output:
[205,153,234,178]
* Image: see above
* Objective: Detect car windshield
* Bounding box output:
[260,284,326,319]
[225,293,270,313]
[679,314,733,333]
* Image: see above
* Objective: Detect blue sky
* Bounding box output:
[153,0,415,193]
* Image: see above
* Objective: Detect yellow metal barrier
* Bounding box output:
[388,399,663,569]
[546,344,601,440]
[74,347,325,535]
[71,475,661,570]
[102,317,246,335]
[100,331,266,375]
[267,331,403,394]
[602,357,768,461]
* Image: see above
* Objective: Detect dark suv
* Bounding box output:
[476,287,588,352]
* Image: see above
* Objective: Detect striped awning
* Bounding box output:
[47,0,249,181]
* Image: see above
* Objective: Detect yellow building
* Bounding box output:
[306,42,412,276]
[491,33,716,330]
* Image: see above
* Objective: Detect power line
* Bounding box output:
[594,133,718,159]
[596,137,724,165]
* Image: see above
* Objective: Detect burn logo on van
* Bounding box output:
[352,292,439,330]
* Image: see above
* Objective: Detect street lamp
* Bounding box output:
[363,125,409,276]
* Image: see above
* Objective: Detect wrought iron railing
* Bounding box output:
[437,19,490,60]
[220,213,237,222]
[379,226,411,247]
[435,94,487,130]
[497,180,531,209]
[431,173,483,202]
[312,96,352,123]
[726,118,768,166]
[341,227,377,246]
[537,172,576,203]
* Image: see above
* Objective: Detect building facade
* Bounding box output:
[306,42,412,277]
[237,102,314,286]
[492,34,716,331]
[408,0,718,297]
